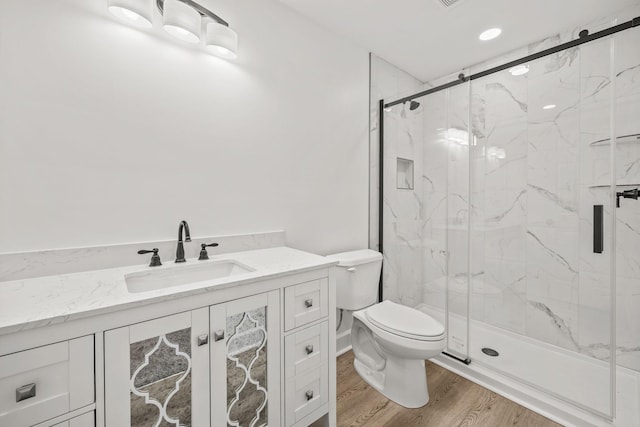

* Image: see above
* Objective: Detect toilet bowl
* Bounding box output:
[326,249,446,408]
[351,300,445,408]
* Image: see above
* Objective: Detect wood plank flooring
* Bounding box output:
[313,351,561,427]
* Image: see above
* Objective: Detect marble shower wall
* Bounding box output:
[369,55,424,307]
[373,6,640,371]
[467,25,640,371]
[613,27,640,371]
[381,95,425,307]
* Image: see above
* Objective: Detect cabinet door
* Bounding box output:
[210,291,280,427]
[104,309,209,426]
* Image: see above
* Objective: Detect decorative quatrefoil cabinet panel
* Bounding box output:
[105,291,281,427]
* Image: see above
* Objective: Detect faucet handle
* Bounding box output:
[138,248,162,267]
[199,243,219,260]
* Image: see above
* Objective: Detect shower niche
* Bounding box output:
[396,158,414,190]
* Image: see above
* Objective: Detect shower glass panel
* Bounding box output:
[378,27,640,420]
[383,79,472,361]
[614,26,640,375]
[444,82,471,360]
[468,36,614,418]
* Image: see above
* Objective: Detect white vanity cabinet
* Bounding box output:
[104,308,211,426]
[283,279,330,427]
[0,336,94,427]
[210,291,281,427]
[0,247,336,427]
[104,291,281,427]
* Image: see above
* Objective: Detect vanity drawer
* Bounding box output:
[51,411,95,427]
[284,279,328,331]
[0,336,94,427]
[285,322,328,379]
[285,365,328,427]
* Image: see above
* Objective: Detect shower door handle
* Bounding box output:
[594,205,603,254]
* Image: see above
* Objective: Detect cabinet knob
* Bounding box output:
[16,383,36,402]
[305,390,314,401]
[304,299,313,308]
[213,330,225,342]
[305,345,314,355]
[197,334,209,346]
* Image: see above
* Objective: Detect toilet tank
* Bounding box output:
[326,249,382,310]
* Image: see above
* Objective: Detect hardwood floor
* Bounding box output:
[314,351,561,427]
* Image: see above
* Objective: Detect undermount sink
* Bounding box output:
[125,260,255,293]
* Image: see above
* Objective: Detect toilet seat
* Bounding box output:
[365,301,444,341]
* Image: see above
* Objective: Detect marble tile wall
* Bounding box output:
[373,4,640,372]
[369,54,424,307]
[612,26,640,371]
[469,23,640,371]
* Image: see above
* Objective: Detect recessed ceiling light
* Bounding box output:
[479,28,502,41]
[543,104,556,110]
[509,65,529,76]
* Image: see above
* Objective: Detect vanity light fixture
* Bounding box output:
[108,0,153,28]
[479,28,502,41]
[206,22,238,59]
[107,0,239,58]
[162,0,201,43]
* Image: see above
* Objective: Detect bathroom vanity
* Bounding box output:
[0,247,337,427]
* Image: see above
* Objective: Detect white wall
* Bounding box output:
[0,0,369,255]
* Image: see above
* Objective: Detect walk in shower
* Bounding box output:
[376,14,640,425]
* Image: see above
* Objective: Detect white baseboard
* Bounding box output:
[336,330,351,357]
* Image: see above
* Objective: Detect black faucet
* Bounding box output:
[175,220,191,263]
[138,248,162,267]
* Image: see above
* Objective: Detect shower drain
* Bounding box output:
[482,347,499,357]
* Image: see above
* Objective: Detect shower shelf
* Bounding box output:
[588,183,640,188]
[589,133,640,147]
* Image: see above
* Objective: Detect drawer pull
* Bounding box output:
[304,299,313,308]
[305,390,314,401]
[16,383,36,402]
[197,334,209,346]
[305,344,314,355]
[213,330,225,342]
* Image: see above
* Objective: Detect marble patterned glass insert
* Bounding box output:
[226,307,268,427]
[130,328,192,427]
[396,157,414,190]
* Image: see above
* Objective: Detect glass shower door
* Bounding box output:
[444,82,471,361]
[413,78,472,362]
[468,34,616,418]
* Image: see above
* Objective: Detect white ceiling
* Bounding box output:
[278,0,639,82]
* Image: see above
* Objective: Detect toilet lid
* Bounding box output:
[365,301,445,341]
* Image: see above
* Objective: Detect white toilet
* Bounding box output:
[326,249,446,408]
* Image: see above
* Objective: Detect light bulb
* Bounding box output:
[108,0,152,28]
[206,22,238,59]
[162,0,201,44]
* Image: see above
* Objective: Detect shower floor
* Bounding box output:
[418,304,640,426]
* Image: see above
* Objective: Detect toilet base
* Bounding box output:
[354,356,429,408]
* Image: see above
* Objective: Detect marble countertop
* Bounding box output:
[0,246,336,336]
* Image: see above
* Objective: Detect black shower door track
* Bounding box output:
[377,16,640,303]
[383,16,639,109]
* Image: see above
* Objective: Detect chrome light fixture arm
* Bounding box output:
[156,0,229,26]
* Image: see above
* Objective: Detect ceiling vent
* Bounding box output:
[434,0,463,8]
